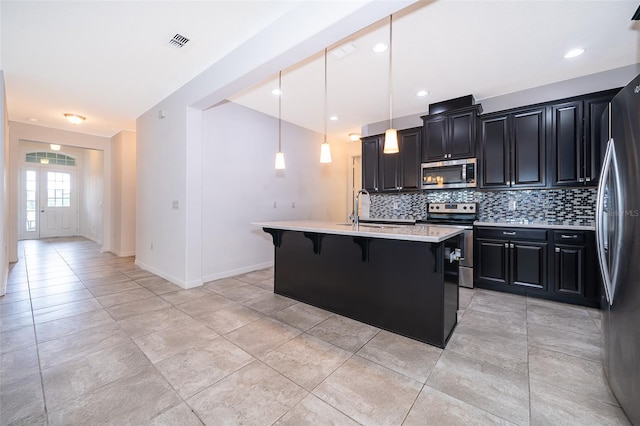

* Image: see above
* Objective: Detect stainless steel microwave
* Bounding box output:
[421,158,477,190]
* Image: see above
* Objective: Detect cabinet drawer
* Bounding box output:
[475,227,548,241]
[553,231,585,244]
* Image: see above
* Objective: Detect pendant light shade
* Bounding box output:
[320,142,332,163]
[275,71,286,170]
[275,151,286,169]
[384,128,399,154]
[320,48,333,163]
[383,15,399,154]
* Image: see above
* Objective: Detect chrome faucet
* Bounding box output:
[352,189,370,226]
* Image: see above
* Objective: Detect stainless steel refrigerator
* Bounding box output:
[597,72,640,425]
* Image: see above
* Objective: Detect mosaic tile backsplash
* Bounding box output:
[369,188,597,226]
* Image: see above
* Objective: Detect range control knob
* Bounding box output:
[463,206,467,210]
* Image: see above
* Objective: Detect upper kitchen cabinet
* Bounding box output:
[480,106,547,189]
[421,105,481,162]
[549,89,619,187]
[362,128,422,193]
[362,135,381,192]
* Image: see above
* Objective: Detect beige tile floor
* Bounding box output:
[0,237,631,425]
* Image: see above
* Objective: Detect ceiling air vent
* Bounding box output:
[168,33,190,48]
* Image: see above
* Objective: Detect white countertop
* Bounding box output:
[474,220,595,231]
[253,220,464,243]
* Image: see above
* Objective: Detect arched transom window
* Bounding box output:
[25,152,76,166]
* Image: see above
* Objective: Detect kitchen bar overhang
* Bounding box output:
[254,221,465,348]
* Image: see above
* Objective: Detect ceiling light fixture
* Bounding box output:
[564,48,584,58]
[320,48,332,164]
[50,144,61,151]
[349,133,361,141]
[372,42,388,53]
[40,158,49,164]
[64,113,85,125]
[417,90,429,97]
[383,15,399,154]
[271,88,282,96]
[275,71,286,170]
[329,115,338,121]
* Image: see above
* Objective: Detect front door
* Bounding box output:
[39,168,78,238]
[20,166,78,239]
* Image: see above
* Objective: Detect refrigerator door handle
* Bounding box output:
[596,137,615,305]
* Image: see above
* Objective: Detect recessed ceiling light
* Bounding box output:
[372,43,388,53]
[329,116,338,121]
[28,117,38,122]
[349,133,361,141]
[564,48,584,59]
[272,88,282,96]
[50,144,61,151]
[417,90,429,97]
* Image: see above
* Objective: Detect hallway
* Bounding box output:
[0,238,630,425]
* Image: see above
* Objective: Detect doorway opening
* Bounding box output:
[20,162,78,240]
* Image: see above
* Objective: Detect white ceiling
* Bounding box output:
[2,1,639,142]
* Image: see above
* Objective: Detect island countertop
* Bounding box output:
[253,220,464,243]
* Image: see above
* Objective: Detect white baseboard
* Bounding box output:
[110,249,136,257]
[134,259,202,290]
[202,261,273,283]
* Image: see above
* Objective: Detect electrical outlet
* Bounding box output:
[172,200,179,210]
[291,202,295,208]
[273,201,277,208]
[150,243,154,251]
[508,200,517,211]
[393,202,399,210]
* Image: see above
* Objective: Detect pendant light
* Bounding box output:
[320,48,333,163]
[383,15,399,154]
[274,71,286,170]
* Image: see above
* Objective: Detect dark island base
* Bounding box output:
[265,229,460,348]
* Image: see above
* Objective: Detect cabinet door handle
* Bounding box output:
[555,247,561,253]
[560,234,578,239]
[504,243,509,248]
[585,177,591,182]
[503,231,516,236]
[578,177,585,182]
[509,243,514,249]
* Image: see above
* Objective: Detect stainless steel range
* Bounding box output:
[424,202,477,288]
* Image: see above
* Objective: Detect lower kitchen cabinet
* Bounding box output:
[475,227,548,293]
[552,230,599,306]
[475,226,599,307]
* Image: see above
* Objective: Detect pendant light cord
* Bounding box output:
[388,15,393,129]
[278,71,282,151]
[324,48,328,143]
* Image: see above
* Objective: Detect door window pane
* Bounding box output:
[25,170,37,231]
[47,172,71,207]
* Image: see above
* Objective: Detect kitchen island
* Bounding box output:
[254,220,465,348]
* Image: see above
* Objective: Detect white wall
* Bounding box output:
[201,102,349,280]
[1,71,8,295]
[8,122,112,259]
[135,1,412,287]
[110,130,136,256]
[362,64,640,136]
[82,149,103,243]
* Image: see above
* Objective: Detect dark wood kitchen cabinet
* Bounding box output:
[362,128,421,193]
[475,227,548,292]
[362,135,381,192]
[475,226,599,307]
[421,106,479,162]
[549,89,618,187]
[479,106,546,189]
[552,230,599,306]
